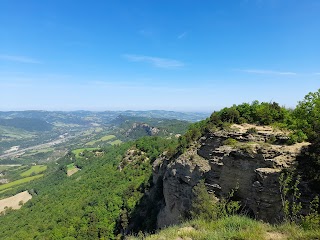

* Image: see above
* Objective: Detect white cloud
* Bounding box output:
[0,54,41,64]
[178,31,187,39]
[123,54,184,69]
[238,69,297,75]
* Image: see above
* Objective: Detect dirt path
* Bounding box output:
[0,191,32,213]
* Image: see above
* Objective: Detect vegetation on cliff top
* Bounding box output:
[178,89,320,150]
[176,89,320,190]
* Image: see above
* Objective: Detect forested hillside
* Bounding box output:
[0,137,177,239]
[0,89,319,239]
[0,118,53,132]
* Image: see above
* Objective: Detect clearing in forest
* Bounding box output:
[0,191,32,213]
[0,174,44,191]
[20,165,47,177]
[85,134,116,146]
[67,163,80,176]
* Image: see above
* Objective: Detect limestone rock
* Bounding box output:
[153,124,310,228]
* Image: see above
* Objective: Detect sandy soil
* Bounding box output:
[231,123,288,135]
[0,191,32,213]
[67,167,80,176]
[265,232,287,240]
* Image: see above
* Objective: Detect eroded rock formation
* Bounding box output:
[153,124,310,228]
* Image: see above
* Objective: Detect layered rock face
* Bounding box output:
[153,124,309,228]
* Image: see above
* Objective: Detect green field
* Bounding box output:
[85,134,116,146]
[0,126,35,140]
[94,127,103,133]
[0,165,15,171]
[0,174,44,191]
[20,165,47,177]
[23,148,54,157]
[28,148,54,154]
[110,140,122,145]
[72,148,100,158]
[0,188,13,194]
[67,163,75,170]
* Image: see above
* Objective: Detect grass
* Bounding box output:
[100,135,116,141]
[20,165,47,177]
[85,134,116,146]
[67,163,75,170]
[94,127,103,133]
[0,188,13,194]
[0,126,35,140]
[109,139,122,146]
[128,215,320,240]
[0,174,44,191]
[0,165,14,171]
[72,148,99,158]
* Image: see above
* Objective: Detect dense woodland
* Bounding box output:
[0,89,319,239]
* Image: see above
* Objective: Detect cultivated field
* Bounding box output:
[0,191,32,213]
[67,163,79,176]
[0,174,43,191]
[85,134,116,146]
[72,148,99,158]
[20,165,47,177]
[110,140,122,145]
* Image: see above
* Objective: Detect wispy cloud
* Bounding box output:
[0,54,41,64]
[138,29,153,38]
[313,72,320,75]
[178,31,187,39]
[123,54,184,69]
[237,69,297,75]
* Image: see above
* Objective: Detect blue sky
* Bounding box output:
[0,0,319,112]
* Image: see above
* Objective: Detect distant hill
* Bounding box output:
[0,110,209,125]
[0,118,53,132]
[111,115,190,139]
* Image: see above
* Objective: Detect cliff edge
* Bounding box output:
[152,124,310,228]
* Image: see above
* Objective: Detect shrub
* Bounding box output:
[191,181,240,221]
[267,135,277,144]
[301,196,320,230]
[246,127,257,134]
[287,130,308,145]
[223,138,238,146]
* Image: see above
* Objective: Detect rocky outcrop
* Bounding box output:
[125,123,160,137]
[153,124,310,228]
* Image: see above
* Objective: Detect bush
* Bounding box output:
[301,196,320,230]
[223,138,238,146]
[287,130,308,145]
[246,127,257,134]
[267,135,277,144]
[191,181,240,221]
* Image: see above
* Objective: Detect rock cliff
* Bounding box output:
[152,124,310,228]
[125,123,160,137]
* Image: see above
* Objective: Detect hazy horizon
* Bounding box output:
[0,108,212,113]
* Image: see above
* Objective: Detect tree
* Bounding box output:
[293,89,320,142]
